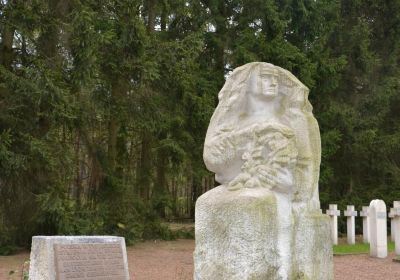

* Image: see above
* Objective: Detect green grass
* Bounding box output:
[333,241,395,255]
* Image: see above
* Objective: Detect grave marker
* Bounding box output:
[369,200,387,258]
[344,205,357,245]
[389,208,396,242]
[326,204,340,245]
[393,201,400,256]
[359,206,370,243]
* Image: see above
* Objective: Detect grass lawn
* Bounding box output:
[333,241,395,255]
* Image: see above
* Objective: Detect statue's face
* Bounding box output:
[246,67,278,99]
[260,73,278,98]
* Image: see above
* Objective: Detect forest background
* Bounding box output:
[1,0,400,252]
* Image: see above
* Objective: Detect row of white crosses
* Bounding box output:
[326,200,400,258]
[390,201,400,255]
[326,204,358,245]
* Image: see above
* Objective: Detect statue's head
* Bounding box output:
[210,63,310,128]
[219,62,308,102]
[246,65,278,100]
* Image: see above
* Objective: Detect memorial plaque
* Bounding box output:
[376,212,387,219]
[54,243,127,280]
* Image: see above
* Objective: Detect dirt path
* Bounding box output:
[0,251,29,280]
[1,239,400,279]
[129,239,194,280]
[334,253,400,280]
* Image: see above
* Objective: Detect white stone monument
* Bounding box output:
[344,205,357,245]
[359,206,370,243]
[392,202,400,239]
[29,236,130,280]
[326,204,340,245]
[369,200,388,258]
[194,62,333,280]
[389,207,396,242]
[393,201,400,255]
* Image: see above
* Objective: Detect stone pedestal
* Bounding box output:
[344,205,357,245]
[360,206,370,243]
[369,200,387,258]
[326,204,340,245]
[291,210,333,280]
[194,186,333,280]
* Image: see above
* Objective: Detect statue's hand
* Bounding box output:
[255,165,277,189]
[272,167,294,193]
[257,164,294,193]
[227,172,251,190]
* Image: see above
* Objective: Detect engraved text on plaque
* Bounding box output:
[54,243,127,280]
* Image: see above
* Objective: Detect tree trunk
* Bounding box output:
[74,131,82,203]
[187,176,191,218]
[214,1,227,84]
[154,149,167,217]
[35,0,70,137]
[147,0,156,33]
[107,113,119,173]
[37,0,70,68]
[172,177,178,217]
[108,79,127,173]
[0,25,15,70]
[161,2,167,31]
[137,132,152,200]
[0,0,15,99]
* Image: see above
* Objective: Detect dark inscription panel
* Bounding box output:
[54,243,127,280]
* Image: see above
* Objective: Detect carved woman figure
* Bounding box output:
[203,63,300,195]
[195,63,331,280]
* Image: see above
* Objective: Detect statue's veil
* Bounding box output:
[205,63,308,140]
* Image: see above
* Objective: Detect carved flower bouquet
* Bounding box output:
[227,123,298,192]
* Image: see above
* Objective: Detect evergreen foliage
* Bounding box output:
[0,0,399,249]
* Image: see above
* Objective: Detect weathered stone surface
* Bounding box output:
[369,200,388,258]
[194,186,279,279]
[29,236,129,280]
[194,62,333,279]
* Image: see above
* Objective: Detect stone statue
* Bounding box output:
[194,62,332,280]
